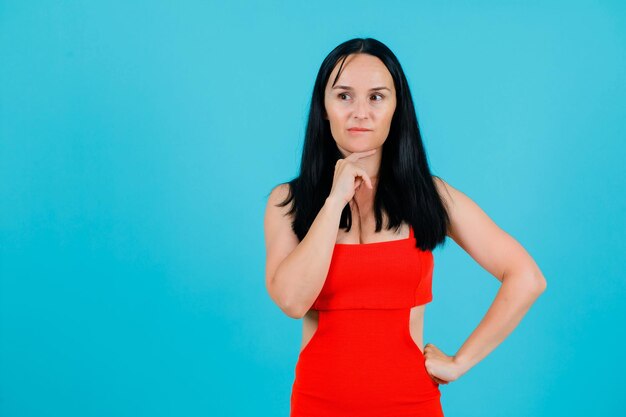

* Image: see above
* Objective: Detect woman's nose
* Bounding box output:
[352,98,369,119]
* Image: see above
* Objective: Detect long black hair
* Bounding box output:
[271,37,449,251]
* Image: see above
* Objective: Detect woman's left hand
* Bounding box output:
[423,343,466,385]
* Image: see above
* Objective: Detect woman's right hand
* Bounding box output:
[328,149,377,206]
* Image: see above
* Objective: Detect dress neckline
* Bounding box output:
[334,225,414,247]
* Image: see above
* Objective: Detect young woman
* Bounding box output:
[264,37,546,417]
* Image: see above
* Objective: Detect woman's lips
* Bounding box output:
[348,128,372,133]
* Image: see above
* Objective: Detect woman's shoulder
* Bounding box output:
[431,175,454,205]
[268,182,292,204]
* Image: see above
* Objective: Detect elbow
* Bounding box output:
[277,291,307,319]
[267,277,307,319]
[532,271,548,295]
[282,300,307,319]
[280,288,308,319]
[504,268,547,297]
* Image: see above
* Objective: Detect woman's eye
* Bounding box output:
[337,92,383,101]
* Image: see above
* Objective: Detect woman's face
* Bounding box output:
[324,53,397,156]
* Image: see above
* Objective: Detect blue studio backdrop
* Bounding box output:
[1,1,625,416]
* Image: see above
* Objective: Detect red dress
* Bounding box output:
[290,226,444,417]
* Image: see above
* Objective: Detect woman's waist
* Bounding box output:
[301,308,418,356]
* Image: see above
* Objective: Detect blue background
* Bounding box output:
[1,1,624,416]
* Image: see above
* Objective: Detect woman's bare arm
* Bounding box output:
[264,150,376,319]
[433,177,547,377]
[264,184,345,319]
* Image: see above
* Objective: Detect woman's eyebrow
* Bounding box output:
[332,85,391,92]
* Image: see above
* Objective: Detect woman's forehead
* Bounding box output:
[328,54,394,89]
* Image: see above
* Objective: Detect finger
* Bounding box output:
[345,148,377,162]
[431,375,445,385]
[355,168,373,189]
[357,168,372,189]
[424,343,435,353]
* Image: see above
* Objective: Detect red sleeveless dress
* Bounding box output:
[290,226,444,417]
